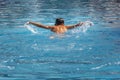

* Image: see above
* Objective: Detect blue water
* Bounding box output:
[0,0,120,80]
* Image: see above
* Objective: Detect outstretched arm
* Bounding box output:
[28,21,53,29]
[66,22,83,29]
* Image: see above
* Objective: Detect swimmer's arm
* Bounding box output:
[29,21,53,29]
[66,22,83,29]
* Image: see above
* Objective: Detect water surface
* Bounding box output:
[0,0,120,80]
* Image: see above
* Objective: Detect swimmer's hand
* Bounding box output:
[26,21,30,25]
[84,21,94,26]
[76,21,94,27]
[66,22,84,29]
[75,22,84,27]
[25,21,35,25]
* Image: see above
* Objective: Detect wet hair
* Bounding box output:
[55,18,64,25]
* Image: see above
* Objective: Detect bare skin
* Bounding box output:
[28,21,83,34]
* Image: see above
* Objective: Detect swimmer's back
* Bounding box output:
[51,25,67,34]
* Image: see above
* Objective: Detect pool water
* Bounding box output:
[0,0,120,80]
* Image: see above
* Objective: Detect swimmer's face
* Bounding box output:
[55,18,64,25]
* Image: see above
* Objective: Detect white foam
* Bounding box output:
[91,64,107,70]
[24,22,38,34]
[0,64,15,70]
[91,61,120,70]
[72,21,94,33]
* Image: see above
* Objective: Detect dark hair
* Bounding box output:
[55,18,64,25]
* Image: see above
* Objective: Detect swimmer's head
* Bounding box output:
[55,18,64,25]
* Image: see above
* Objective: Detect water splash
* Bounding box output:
[24,22,38,34]
[72,21,94,33]
[91,61,120,70]
[24,21,94,34]
[81,21,94,32]
[0,64,15,70]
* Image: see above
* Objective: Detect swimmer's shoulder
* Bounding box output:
[47,26,54,29]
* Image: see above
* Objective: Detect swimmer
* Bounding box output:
[27,18,83,34]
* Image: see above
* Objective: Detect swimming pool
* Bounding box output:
[0,0,120,80]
